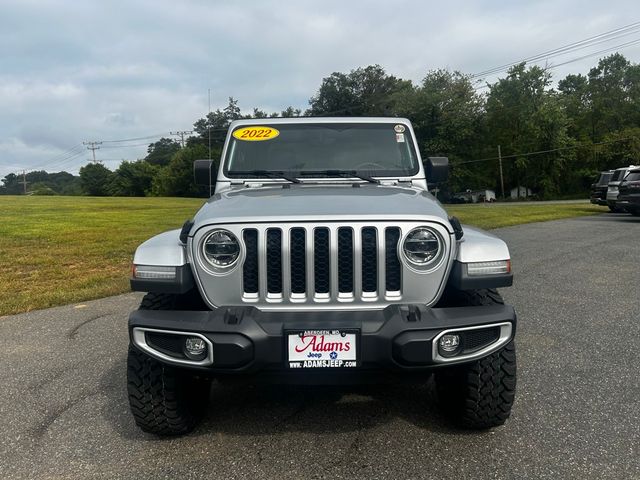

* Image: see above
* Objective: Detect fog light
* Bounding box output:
[438,334,461,357]
[184,336,207,360]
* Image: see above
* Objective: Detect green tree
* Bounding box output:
[189,97,244,156]
[0,171,81,195]
[485,63,573,198]
[395,69,488,193]
[144,138,181,166]
[597,127,640,169]
[280,106,302,117]
[151,144,210,197]
[558,73,590,140]
[586,53,635,140]
[79,163,114,196]
[307,65,412,116]
[30,182,56,195]
[0,173,22,194]
[109,160,159,196]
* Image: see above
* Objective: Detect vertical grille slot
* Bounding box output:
[314,228,330,294]
[361,227,378,293]
[337,227,354,293]
[290,228,306,294]
[385,227,401,292]
[266,229,282,294]
[242,229,259,294]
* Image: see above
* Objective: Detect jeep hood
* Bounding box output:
[191,184,452,234]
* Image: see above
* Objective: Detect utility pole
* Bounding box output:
[208,88,213,197]
[170,130,193,148]
[498,145,505,200]
[83,141,102,163]
[207,89,212,162]
[19,170,29,194]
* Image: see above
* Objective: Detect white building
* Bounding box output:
[510,186,532,199]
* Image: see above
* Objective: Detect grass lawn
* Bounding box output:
[0,196,602,316]
[446,202,603,230]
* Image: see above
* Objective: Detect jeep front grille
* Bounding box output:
[191,221,454,310]
[241,225,402,302]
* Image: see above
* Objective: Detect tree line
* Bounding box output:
[2,53,639,199]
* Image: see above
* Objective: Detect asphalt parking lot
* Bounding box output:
[1,214,638,480]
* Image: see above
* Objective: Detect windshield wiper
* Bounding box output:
[230,170,301,184]
[299,170,380,184]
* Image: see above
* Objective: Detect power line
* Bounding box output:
[14,133,169,175]
[26,143,85,171]
[101,142,156,149]
[46,151,89,170]
[29,147,87,173]
[473,35,640,91]
[170,130,193,147]
[550,37,640,69]
[471,21,640,79]
[457,135,639,165]
[102,133,170,143]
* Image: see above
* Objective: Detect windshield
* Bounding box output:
[611,169,626,181]
[598,173,612,185]
[224,123,420,178]
[624,172,640,182]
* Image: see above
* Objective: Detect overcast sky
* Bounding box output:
[1,0,639,177]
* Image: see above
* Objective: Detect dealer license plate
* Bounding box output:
[287,330,358,369]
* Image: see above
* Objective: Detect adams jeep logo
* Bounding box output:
[294,332,352,354]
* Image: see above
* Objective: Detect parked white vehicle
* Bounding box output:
[607,165,639,212]
[127,118,517,435]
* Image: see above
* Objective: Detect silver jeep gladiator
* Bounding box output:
[127,117,517,435]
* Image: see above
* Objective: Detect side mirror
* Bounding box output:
[194,159,215,187]
[426,157,449,184]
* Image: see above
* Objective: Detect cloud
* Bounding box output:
[0,81,85,106]
[0,0,639,177]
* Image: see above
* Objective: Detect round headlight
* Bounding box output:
[403,228,441,265]
[202,230,240,267]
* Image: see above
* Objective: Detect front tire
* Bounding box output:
[127,347,211,435]
[435,342,516,429]
[127,292,211,436]
[434,288,517,429]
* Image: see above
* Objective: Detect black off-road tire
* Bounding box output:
[435,287,505,308]
[138,290,208,311]
[139,291,178,310]
[127,347,210,435]
[127,292,211,436]
[434,288,517,429]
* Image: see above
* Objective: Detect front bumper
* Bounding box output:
[616,193,640,211]
[129,304,517,374]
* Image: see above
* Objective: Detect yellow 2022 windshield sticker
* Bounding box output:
[232,126,280,141]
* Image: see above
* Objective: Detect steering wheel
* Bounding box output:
[352,162,387,170]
